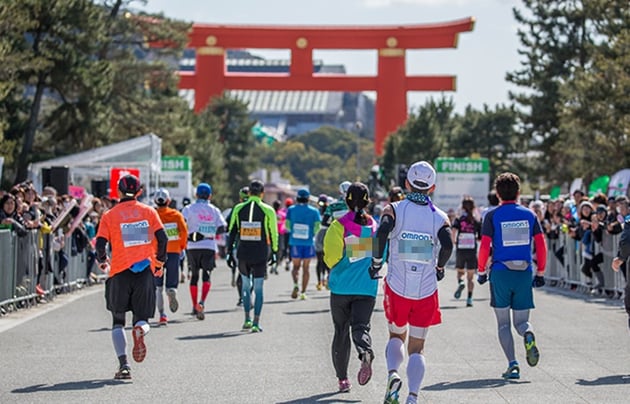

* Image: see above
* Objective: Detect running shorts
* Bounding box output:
[238,258,267,279]
[105,266,155,319]
[383,281,441,328]
[290,245,316,259]
[455,250,478,270]
[489,269,535,310]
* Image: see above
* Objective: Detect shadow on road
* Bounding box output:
[284,309,330,315]
[423,378,528,390]
[13,379,126,393]
[576,375,630,386]
[275,391,361,403]
[177,330,248,340]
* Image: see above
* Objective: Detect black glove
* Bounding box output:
[369,258,383,279]
[436,267,445,281]
[477,273,488,285]
[268,252,277,265]
[532,275,545,288]
[188,232,205,242]
[226,254,236,269]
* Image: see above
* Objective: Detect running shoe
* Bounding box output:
[338,378,351,393]
[404,396,418,404]
[524,331,539,367]
[236,298,243,306]
[299,293,307,300]
[357,352,373,385]
[166,289,178,313]
[114,364,132,380]
[242,319,253,330]
[251,324,263,333]
[291,286,299,299]
[466,297,473,307]
[195,303,205,321]
[501,361,520,379]
[132,326,146,363]
[384,372,402,404]
[158,314,168,326]
[454,281,465,299]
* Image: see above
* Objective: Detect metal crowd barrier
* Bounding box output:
[545,231,626,297]
[0,228,96,316]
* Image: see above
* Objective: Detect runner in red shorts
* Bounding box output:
[370,161,453,404]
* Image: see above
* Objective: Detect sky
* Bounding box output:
[139,0,523,114]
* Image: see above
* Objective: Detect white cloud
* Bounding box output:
[363,0,479,7]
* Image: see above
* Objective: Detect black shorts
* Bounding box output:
[105,266,155,319]
[187,249,216,272]
[238,259,267,279]
[456,250,478,270]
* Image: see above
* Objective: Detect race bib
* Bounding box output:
[458,232,476,249]
[398,231,433,263]
[120,220,150,247]
[198,221,216,238]
[344,235,372,263]
[164,222,179,241]
[241,221,262,241]
[293,223,310,240]
[501,220,530,246]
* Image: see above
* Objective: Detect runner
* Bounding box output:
[182,183,227,320]
[226,186,250,306]
[286,188,321,300]
[323,182,378,393]
[476,172,547,380]
[225,179,278,332]
[612,211,630,332]
[322,181,351,227]
[153,188,188,325]
[370,161,453,404]
[451,196,482,307]
[95,174,168,380]
[315,194,329,290]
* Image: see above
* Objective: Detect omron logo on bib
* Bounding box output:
[120,220,150,247]
[398,232,433,263]
[501,220,530,246]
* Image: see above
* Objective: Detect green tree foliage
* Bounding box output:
[257,126,374,197]
[450,104,524,183]
[208,95,257,206]
[555,1,630,184]
[381,98,454,183]
[0,0,189,184]
[507,0,593,184]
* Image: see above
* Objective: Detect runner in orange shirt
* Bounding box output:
[153,188,188,325]
[95,174,168,380]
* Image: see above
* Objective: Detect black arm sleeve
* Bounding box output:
[436,225,453,268]
[155,229,168,263]
[374,214,395,259]
[95,236,108,262]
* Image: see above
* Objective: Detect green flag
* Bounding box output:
[588,176,610,197]
[549,186,561,200]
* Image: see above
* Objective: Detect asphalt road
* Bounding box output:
[1,260,629,403]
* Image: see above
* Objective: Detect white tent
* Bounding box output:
[28,133,162,198]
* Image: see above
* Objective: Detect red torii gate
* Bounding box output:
[181,18,475,155]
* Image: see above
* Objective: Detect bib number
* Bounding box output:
[164,222,179,241]
[241,221,262,241]
[458,233,475,249]
[293,223,309,240]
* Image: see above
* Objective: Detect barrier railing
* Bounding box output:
[0,228,97,315]
[0,227,626,315]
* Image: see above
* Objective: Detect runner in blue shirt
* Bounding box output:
[286,188,321,300]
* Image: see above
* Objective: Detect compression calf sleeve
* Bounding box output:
[201,281,211,302]
[253,277,264,316]
[241,274,252,314]
[407,353,426,395]
[494,307,516,363]
[189,285,198,306]
[513,309,532,337]
[112,325,127,358]
[156,286,164,315]
[385,337,405,373]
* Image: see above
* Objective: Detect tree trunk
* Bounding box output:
[14,75,45,184]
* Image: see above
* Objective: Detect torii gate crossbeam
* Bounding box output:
[181,18,475,155]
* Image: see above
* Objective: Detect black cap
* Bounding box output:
[118,175,141,197]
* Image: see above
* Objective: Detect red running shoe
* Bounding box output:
[132,326,146,363]
[357,352,373,385]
